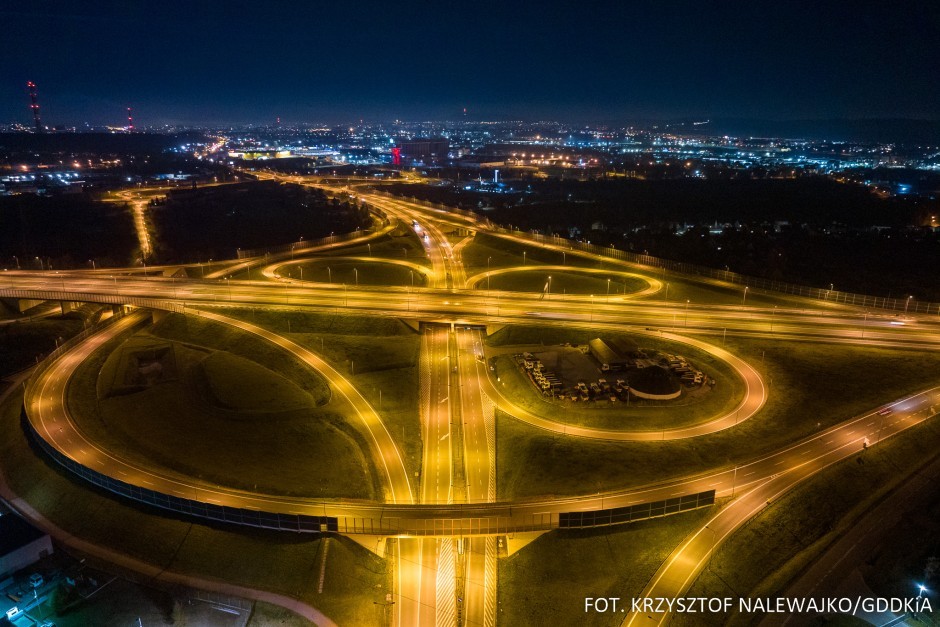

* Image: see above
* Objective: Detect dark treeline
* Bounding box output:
[387,177,930,227]
[0,132,206,159]
[0,193,138,269]
[151,181,372,262]
[384,177,940,301]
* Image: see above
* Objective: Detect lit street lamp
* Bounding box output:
[905,295,913,313]
[606,278,611,303]
[742,286,749,305]
[354,268,359,286]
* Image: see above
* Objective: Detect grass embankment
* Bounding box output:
[69,315,379,500]
[483,270,648,296]
[499,506,719,627]
[498,334,940,500]
[234,227,429,282]
[183,260,243,279]
[285,259,428,288]
[863,481,940,624]
[218,308,424,481]
[196,351,316,412]
[249,602,315,626]
[461,233,568,272]
[488,326,742,431]
[674,417,940,627]
[335,226,430,263]
[0,388,386,627]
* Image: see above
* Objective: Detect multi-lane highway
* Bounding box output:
[623,387,940,626]
[9,179,940,627]
[3,272,938,351]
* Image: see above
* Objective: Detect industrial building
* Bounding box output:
[588,338,632,371]
[397,138,450,164]
[0,511,52,580]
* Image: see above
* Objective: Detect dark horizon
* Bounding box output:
[2,1,939,128]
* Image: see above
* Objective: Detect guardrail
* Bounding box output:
[21,393,716,535]
[0,290,186,315]
[21,407,338,533]
[375,189,940,315]
[17,311,717,536]
[559,490,715,528]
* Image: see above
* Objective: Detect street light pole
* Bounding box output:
[742,286,748,305]
[606,278,611,303]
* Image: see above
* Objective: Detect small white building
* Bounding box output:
[0,511,52,579]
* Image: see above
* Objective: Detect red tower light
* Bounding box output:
[392,147,401,166]
[27,81,42,132]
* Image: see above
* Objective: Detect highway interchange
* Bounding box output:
[3,177,940,626]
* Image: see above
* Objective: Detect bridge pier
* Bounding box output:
[4,298,45,313]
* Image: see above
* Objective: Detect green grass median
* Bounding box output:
[498,506,718,627]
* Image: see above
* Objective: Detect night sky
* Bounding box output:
[1,0,939,126]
